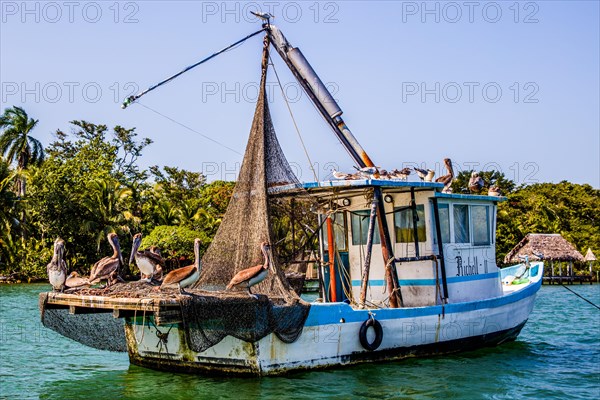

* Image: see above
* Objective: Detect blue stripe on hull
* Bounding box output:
[351,272,500,287]
[305,277,541,327]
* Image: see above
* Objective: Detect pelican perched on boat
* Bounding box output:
[226,242,271,299]
[435,158,454,193]
[65,272,90,289]
[468,171,485,193]
[129,233,165,282]
[488,185,502,197]
[149,246,164,280]
[160,238,201,294]
[89,233,124,287]
[47,238,67,292]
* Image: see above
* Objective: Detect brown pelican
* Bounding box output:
[65,272,90,289]
[468,171,485,193]
[47,238,67,291]
[435,158,454,192]
[129,233,165,282]
[149,246,164,280]
[89,233,124,287]
[160,238,201,294]
[488,185,502,197]
[226,242,271,299]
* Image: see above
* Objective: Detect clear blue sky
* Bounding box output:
[1,1,599,187]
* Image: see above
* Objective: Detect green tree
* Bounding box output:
[0,107,44,197]
[496,182,600,267]
[26,121,150,274]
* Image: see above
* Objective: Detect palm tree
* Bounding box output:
[0,106,45,197]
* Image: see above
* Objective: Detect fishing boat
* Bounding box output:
[40,20,544,375]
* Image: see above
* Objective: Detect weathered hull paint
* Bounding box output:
[125,271,541,376]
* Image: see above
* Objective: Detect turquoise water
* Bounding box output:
[1,284,598,399]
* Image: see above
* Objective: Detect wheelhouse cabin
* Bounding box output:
[276,179,504,308]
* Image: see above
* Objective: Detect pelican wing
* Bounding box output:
[226,265,264,289]
[89,257,119,282]
[162,265,197,286]
[138,250,165,266]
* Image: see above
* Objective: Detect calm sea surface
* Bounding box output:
[1,283,598,399]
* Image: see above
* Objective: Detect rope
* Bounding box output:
[561,285,600,310]
[269,56,318,181]
[122,27,266,108]
[137,102,242,155]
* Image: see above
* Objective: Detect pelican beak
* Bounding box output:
[129,237,140,265]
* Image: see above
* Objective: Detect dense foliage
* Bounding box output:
[0,107,598,279]
[0,109,234,280]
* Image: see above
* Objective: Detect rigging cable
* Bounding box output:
[269,56,319,182]
[561,285,600,310]
[136,102,242,155]
[122,28,267,108]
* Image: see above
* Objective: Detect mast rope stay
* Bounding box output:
[121,27,267,109]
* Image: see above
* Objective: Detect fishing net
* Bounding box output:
[183,36,310,351]
[39,293,127,352]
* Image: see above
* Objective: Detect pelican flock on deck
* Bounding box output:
[88,233,124,287]
[160,238,201,294]
[47,238,67,292]
[226,242,271,299]
[130,233,165,282]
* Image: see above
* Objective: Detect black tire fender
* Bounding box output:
[359,317,383,351]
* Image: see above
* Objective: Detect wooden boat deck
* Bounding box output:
[40,282,296,326]
[41,290,185,325]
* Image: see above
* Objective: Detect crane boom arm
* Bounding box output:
[267,25,375,169]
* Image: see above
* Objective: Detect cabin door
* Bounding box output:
[321,212,350,302]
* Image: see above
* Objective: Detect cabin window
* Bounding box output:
[350,210,381,246]
[471,205,491,245]
[453,205,470,243]
[394,205,426,243]
[433,203,451,244]
[323,212,348,251]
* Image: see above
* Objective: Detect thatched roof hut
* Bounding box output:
[584,248,596,262]
[504,233,584,263]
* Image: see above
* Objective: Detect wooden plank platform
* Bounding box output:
[41,291,184,325]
